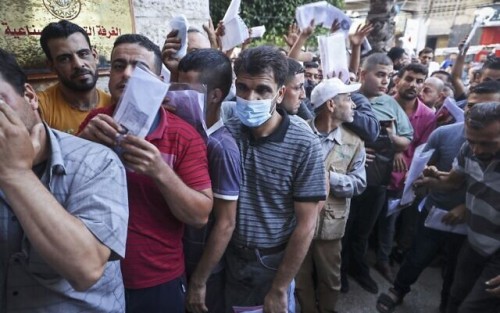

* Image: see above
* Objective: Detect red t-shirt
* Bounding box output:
[80,106,211,289]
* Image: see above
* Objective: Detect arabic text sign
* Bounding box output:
[0,0,134,74]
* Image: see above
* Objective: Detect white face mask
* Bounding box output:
[235,93,278,127]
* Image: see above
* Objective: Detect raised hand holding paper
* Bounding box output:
[170,15,189,59]
[220,0,249,51]
[296,1,351,35]
[318,32,349,82]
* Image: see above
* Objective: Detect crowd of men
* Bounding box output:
[0,14,499,313]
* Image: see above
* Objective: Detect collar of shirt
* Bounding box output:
[309,118,343,145]
[207,118,224,137]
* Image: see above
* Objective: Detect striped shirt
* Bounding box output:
[0,126,129,312]
[225,109,327,248]
[184,119,242,275]
[453,142,500,256]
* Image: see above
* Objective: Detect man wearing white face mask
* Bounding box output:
[224,46,327,313]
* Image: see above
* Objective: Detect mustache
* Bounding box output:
[71,68,93,79]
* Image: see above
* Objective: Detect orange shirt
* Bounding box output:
[38,83,112,134]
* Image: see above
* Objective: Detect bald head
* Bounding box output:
[187,28,211,53]
[420,77,445,108]
[425,77,444,92]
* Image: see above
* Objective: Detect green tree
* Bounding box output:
[210,0,344,47]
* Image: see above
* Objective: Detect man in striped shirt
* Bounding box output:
[224,46,327,313]
[416,102,500,312]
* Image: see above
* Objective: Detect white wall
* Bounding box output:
[133,0,210,47]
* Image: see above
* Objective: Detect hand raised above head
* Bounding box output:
[162,30,182,71]
[283,22,300,47]
[203,17,219,49]
[349,23,374,46]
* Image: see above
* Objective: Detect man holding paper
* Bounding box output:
[224,46,327,313]
[78,34,213,313]
[413,101,500,313]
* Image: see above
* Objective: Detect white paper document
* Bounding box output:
[400,146,435,207]
[113,66,169,138]
[250,25,266,38]
[318,32,349,82]
[296,1,351,35]
[161,63,171,83]
[441,97,465,123]
[169,15,188,59]
[221,0,249,51]
[424,207,467,235]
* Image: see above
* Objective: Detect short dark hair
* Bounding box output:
[285,58,304,84]
[113,34,162,75]
[387,47,406,62]
[0,49,27,96]
[431,70,452,83]
[40,20,91,61]
[178,48,233,100]
[466,101,500,129]
[362,53,393,71]
[397,63,428,78]
[482,55,500,71]
[303,61,319,69]
[469,80,500,96]
[418,47,433,56]
[234,46,288,87]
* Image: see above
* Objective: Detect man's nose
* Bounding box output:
[72,55,85,68]
[123,64,135,79]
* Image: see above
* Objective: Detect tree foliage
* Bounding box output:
[210,0,344,47]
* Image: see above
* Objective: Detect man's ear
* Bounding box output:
[209,88,224,105]
[359,70,367,83]
[327,99,336,112]
[393,76,400,85]
[276,85,286,104]
[24,83,39,111]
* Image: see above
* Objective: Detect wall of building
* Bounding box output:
[33,0,210,91]
[133,0,209,48]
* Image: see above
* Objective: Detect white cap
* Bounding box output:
[310,78,361,110]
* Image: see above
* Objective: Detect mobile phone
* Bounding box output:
[380,120,393,128]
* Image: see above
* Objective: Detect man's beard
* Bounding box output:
[59,68,98,92]
[398,89,418,101]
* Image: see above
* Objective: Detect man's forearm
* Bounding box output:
[391,134,411,152]
[190,200,236,286]
[1,171,110,291]
[154,162,213,228]
[269,211,316,293]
